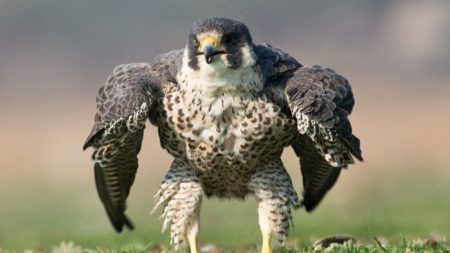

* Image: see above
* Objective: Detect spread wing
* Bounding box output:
[287,66,362,211]
[257,45,362,212]
[83,51,182,232]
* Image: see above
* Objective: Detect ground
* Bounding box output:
[1,171,449,253]
[6,238,449,253]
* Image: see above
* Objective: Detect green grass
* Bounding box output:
[10,238,449,253]
[1,169,449,252]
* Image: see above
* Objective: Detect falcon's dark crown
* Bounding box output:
[187,17,254,70]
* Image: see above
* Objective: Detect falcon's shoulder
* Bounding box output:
[83,62,157,149]
[84,48,183,149]
[254,44,302,111]
[254,43,302,83]
[151,49,184,83]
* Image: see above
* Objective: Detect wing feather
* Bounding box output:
[291,135,341,211]
[84,49,182,231]
[285,65,362,166]
[258,47,362,211]
[84,62,160,232]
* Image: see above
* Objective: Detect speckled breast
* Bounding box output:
[150,83,297,172]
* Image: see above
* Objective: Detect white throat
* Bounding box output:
[177,44,262,96]
[176,45,263,119]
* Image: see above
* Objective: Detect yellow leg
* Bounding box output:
[188,231,199,253]
[261,231,272,253]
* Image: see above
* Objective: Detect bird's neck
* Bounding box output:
[177,48,263,98]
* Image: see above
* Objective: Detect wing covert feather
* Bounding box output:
[285,65,362,166]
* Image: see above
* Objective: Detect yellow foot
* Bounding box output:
[261,231,271,253]
[188,233,199,253]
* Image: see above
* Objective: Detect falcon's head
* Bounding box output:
[185,17,255,71]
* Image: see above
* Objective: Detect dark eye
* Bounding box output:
[223,33,237,44]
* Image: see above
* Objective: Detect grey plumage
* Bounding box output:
[286,66,362,167]
[84,17,362,250]
[83,63,155,232]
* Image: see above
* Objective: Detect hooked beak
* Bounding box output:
[204,45,215,64]
[199,36,225,64]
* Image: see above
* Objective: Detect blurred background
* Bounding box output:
[1,0,449,250]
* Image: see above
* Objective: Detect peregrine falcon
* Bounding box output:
[83,17,362,253]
